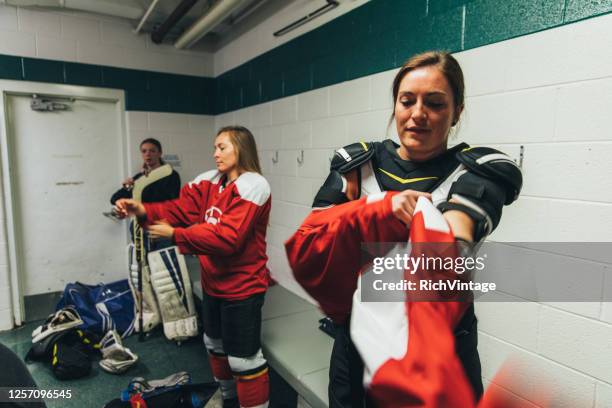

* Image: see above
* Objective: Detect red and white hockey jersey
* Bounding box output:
[285,191,407,323]
[143,170,271,299]
[352,198,541,407]
[350,197,474,407]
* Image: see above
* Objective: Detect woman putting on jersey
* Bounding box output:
[116,126,271,408]
[285,51,522,407]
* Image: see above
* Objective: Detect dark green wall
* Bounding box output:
[0,54,214,114]
[1,0,610,115]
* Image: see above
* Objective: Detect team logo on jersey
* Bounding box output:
[205,206,222,225]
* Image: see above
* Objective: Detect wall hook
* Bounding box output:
[272,151,279,164]
[297,150,304,165]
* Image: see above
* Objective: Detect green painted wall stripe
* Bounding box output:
[0,0,610,115]
[0,56,215,114]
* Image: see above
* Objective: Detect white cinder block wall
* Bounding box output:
[0,5,213,76]
[0,4,216,330]
[213,11,612,408]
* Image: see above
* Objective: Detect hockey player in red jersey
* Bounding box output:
[356,197,541,408]
[285,51,522,407]
[116,126,271,408]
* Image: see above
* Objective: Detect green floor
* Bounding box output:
[0,320,215,407]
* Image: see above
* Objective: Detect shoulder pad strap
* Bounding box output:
[456,147,523,205]
[331,142,375,174]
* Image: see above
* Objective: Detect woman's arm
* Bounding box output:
[170,174,270,256]
[285,168,429,322]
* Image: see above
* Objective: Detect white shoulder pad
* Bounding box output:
[188,169,221,188]
[235,172,271,206]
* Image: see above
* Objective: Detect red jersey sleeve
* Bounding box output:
[143,178,206,228]
[284,191,408,323]
[173,173,271,256]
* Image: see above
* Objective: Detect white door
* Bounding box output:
[6,94,128,301]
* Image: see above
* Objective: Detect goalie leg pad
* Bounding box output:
[128,244,160,333]
[148,246,198,341]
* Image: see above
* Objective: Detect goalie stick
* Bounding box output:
[131,164,173,341]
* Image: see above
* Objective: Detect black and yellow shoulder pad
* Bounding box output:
[456,146,522,205]
[330,141,375,174]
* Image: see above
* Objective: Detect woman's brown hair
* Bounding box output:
[216,125,262,174]
[391,51,465,124]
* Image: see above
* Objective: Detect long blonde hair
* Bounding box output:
[217,126,262,174]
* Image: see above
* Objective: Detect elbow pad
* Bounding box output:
[312,170,349,208]
[437,147,522,241]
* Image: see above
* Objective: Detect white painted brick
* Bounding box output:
[603,274,612,323]
[0,308,12,331]
[215,112,235,130]
[0,243,8,266]
[492,197,612,242]
[596,382,612,408]
[270,150,297,177]
[255,126,282,151]
[101,20,146,49]
[0,29,35,56]
[561,13,612,84]
[538,306,612,383]
[0,265,9,288]
[369,69,395,111]
[281,177,315,206]
[270,200,310,231]
[267,246,315,303]
[121,48,165,73]
[0,5,17,31]
[461,88,556,145]
[61,15,100,41]
[542,302,602,321]
[478,243,606,311]
[148,112,190,133]
[281,122,311,149]
[77,40,126,67]
[17,8,60,36]
[346,109,393,142]
[297,149,333,179]
[233,108,251,128]
[270,96,297,126]
[266,174,282,198]
[267,223,294,249]
[297,87,329,121]
[163,52,213,77]
[311,117,347,149]
[454,42,509,96]
[188,114,214,133]
[481,383,540,408]
[260,150,273,175]
[0,285,10,311]
[555,79,612,142]
[251,103,271,128]
[479,333,596,407]
[476,297,540,352]
[504,26,570,91]
[127,111,148,131]
[330,77,370,116]
[521,143,612,203]
[37,35,76,61]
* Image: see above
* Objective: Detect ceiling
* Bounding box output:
[130,0,291,51]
